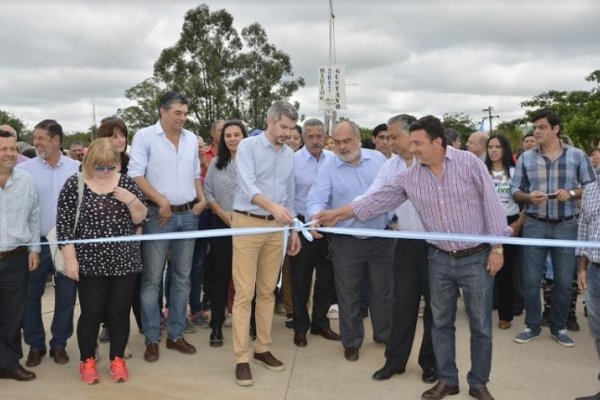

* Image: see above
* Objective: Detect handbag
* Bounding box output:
[48,173,84,273]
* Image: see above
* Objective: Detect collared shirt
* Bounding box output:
[307,148,388,230]
[0,168,40,252]
[511,144,595,219]
[294,147,333,217]
[17,155,80,237]
[361,154,425,232]
[576,180,600,262]
[204,157,237,212]
[128,121,200,205]
[16,153,29,165]
[351,146,506,251]
[233,133,295,216]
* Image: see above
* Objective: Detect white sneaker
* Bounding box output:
[327,304,339,319]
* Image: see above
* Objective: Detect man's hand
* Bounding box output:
[157,200,173,227]
[287,231,301,256]
[487,251,503,277]
[28,251,40,271]
[554,189,571,202]
[529,191,547,205]
[578,268,587,292]
[192,199,207,216]
[314,209,342,227]
[270,204,294,225]
[309,222,324,239]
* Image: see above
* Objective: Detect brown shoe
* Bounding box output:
[497,320,511,330]
[468,386,495,400]
[294,332,307,347]
[422,382,460,400]
[166,337,196,354]
[144,342,160,362]
[25,350,46,367]
[253,351,285,371]
[344,347,359,361]
[310,326,341,341]
[0,365,36,381]
[235,362,253,386]
[49,348,69,365]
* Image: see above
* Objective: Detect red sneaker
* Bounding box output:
[79,357,100,384]
[110,356,129,383]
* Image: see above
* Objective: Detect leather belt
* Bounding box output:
[526,214,578,225]
[0,246,27,259]
[431,243,489,258]
[234,210,275,221]
[148,200,197,213]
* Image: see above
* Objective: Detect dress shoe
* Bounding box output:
[235,362,253,386]
[372,365,405,380]
[253,351,285,371]
[49,348,69,365]
[0,365,36,381]
[294,332,307,347]
[25,349,46,367]
[497,320,511,330]
[310,326,341,341]
[575,391,600,400]
[422,368,438,383]
[166,337,197,354]
[468,386,495,400]
[144,342,159,362]
[210,328,223,347]
[422,381,459,400]
[344,347,359,361]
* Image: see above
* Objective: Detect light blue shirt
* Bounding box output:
[0,168,40,252]
[17,155,80,237]
[233,133,295,216]
[307,148,388,230]
[128,121,200,205]
[294,147,333,217]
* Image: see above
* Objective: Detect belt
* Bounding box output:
[0,246,27,259]
[430,243,489,258]
[148,200,197,213]
[526,214,578,224]
[234,210,275,221]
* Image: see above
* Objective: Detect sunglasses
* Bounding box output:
[94,165,117,172]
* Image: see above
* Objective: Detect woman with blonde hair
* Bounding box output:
[57,138,146,384]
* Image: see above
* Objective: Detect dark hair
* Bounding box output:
[97,116,130,174]
[216,120,247,170]
[445,128,461,143]
[372,123,388,137]
[409,115,447,147]
[292,125,302,135]
[590,148,600,157]
[522,132,534,142]
[531,109,561,136]
[0,129,12,138]
[159,91,188,112]
[34,119,64,144]
[22,147,37,158]
[485,134,514,175]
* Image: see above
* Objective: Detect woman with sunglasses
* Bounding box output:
[57,138,147,384]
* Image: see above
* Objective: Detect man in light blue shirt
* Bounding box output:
[231,100,300,387]
[289,118,340,348]
[306,120,394,362]
[17,119,80,368]
[128,91,207,362]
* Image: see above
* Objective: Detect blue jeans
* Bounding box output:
[428,247,493,389]
[141,207,198,344]
[22,242,77,352]
[521,217,577,335]
[586,263,600,380]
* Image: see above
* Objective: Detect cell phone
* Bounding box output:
[546,193,558,199]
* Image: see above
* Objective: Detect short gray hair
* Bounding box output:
[267,100,298,123]
[335,120,360,137]
[387,114,416,131]
[302,118,324,133]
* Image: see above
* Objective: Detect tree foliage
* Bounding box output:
[120,4,304,138]
[441,112,477,143]
[0,110,27,139]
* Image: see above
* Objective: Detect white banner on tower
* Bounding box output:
[318,64,346,110]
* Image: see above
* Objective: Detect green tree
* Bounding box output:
[441,112,477,143]
[118,77,164,134]
[0,110,27,139]
[496,118,529,153]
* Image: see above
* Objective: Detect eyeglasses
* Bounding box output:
[94,165,116,172]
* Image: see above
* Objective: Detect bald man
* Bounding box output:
[467,131,490,161]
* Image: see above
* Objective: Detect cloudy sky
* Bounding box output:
[1,0,599,134]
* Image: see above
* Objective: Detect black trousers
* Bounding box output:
[0,252,28,370]
[384,239,435,372]
[77,273,136,361]
[495,214,519,321]
[208,214,232,329]
[290,234,335,333]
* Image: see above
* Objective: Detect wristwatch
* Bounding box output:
[492,246,503,254]
[569,190,576,199]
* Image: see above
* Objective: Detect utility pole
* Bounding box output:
[91,101,97,141]
[482,106,500,133]
[325,0,336,134]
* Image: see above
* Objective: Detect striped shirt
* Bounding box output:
[576,180,600,262]
[510,144,595,219]
[351,146,506,251]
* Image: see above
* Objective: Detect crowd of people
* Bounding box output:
[1,96,600,400]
